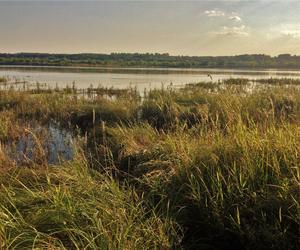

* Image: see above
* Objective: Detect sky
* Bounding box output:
[1,1,300,56]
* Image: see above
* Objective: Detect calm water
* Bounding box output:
[2,66,300,91]
[5,123,73,165]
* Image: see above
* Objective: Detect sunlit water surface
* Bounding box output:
[2,66,300,92]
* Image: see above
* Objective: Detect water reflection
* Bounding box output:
[5,123,73,166]
[2,66,300,92]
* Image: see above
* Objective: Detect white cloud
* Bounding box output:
[203,9,247,37]
[270,24,300,39]
[204,10,225,17]
[279,24,300,38]
[204,9,242,22]
[229,15,242,22]
[215,25,249,37]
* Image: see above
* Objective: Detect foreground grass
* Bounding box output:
[0,79,299,249]
[107,123,299,249]
[0,153,178,249]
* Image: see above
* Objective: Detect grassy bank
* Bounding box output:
[0,78,299,249]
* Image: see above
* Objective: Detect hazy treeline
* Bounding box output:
[1,53,300,68]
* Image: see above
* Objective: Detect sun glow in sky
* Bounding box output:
[1,0,300,56]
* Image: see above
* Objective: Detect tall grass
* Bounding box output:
[102,123,299,248]
[0,79,299,249]
[0,152,179,249]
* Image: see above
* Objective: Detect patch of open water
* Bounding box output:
[5,122,74,166]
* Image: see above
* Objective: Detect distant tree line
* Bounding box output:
[1,53,300,68]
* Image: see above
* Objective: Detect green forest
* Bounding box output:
[1,53,300,68]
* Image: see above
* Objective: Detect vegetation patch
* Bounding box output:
[0,78,299,249]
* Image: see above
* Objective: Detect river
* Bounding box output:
[1,66,300,91]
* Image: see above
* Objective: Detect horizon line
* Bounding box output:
[0,52,297,58]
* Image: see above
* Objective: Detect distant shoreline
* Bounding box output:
[1,53,300,69]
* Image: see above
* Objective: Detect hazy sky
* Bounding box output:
[1,1,300,56]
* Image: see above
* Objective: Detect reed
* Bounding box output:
[0,78,299,249]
